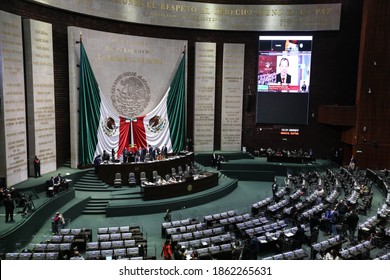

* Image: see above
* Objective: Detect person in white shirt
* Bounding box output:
[70,251,85,260]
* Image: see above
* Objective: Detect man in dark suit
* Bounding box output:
[148,145,155,161]
[136,147,143,162]
[122,147,128,163]
[141,146,147,161]
[275,57,291,84]
[162,144,168,158]
[4,194,15,223]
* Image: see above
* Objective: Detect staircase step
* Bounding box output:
[88,199,110,203]
[75,181,107,187]
[74,186,110,192]
[78,177,104,184]
[84,202,107,208]
[84,204,107,210]
[82,209,106,215]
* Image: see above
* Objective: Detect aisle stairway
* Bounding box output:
[73,169,143,215]
[73,170,110,192]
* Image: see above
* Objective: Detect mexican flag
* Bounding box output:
[78,42,186,165]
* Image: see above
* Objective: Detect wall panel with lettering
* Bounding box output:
[23,19,57,176]
[0,11,28,186]
[220,44,245,152]
[194,42,216,152]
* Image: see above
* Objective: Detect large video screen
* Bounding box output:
[256,35,313,125]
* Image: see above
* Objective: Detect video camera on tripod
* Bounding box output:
[18,193,36,216]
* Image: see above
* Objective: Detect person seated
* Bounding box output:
[190,250,199,260]
[70,250,85,260]
[314,186,325,204]
[168,176,177,184]
[155,177,163,186]
[359,184,369,197]
[46,177,57,197]
[324,249,340,260]
[275,150,283,157]
[54,173,65,191]
[370,227,385,247]
[292,224,306,248]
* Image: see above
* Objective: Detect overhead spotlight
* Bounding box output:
[368,88,372,94]
[373,61,377,66]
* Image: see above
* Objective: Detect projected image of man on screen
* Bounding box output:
[256,35,312,125]
[276,57,291,84]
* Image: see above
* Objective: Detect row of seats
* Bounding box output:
[263,249,307,260]
[171,226,225,242]
[160,168,350,260]
[57,228,89,235]
[177,233,235,250]
[311,235,343,253]
[161,218,200,237]
[339,240,375,259]
[6,252,60,260]
[203,210,238,223]
[300,203,325,219]
[86,225,146,260]
[48,235,76,243]
[235,216,269,231]
[244,220,288,237]
[283,202,306,215]
[86,247,141,260]
[87,240,137,250]
[32,242,72,252]
[185,243,236,259]
[256,226,309,246]
[266,199,290,213]
[97,232,140,241]
[215,213,252,228]
[114,172,136,187]
[166,222,207,237]
[252,198,273,214]
[114,165,188,187]
[97,225,140,234]
[375,252,390,260]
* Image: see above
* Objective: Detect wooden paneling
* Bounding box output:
[353,0,390,168]
[317,105,356,126]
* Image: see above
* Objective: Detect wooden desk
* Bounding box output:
[267,155,315,164]
[141,172,218,200]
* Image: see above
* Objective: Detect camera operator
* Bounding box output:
[20,194,35,215]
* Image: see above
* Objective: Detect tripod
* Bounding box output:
[21,194,35,216]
